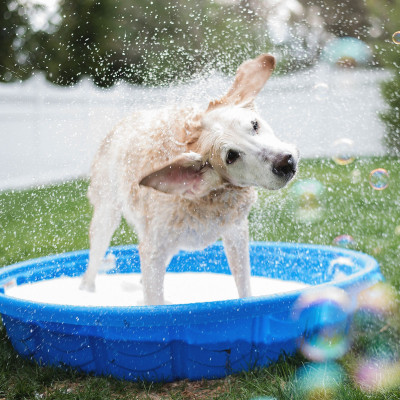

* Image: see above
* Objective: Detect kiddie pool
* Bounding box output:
[0,242,382,382]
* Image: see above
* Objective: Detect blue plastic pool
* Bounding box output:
[0,242,382,382]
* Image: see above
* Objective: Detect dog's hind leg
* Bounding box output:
[80,204,121,292]
[222,218,252,298]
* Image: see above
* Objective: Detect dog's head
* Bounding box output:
[140,54,299,197]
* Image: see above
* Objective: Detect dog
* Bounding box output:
[80,54,299,305]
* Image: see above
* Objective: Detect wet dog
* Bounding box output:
[80,54,299,305]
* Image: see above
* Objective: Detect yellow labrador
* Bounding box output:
[81,54,299,305]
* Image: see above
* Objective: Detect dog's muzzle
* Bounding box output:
[272,153,297,179]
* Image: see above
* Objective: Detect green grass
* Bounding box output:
[0,156,400,399]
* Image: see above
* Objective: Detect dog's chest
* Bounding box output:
[167,187,257,250]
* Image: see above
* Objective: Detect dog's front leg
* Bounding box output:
[139,242,171,305]
[222,218,252,298]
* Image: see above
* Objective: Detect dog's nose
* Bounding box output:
[272,153,296,177]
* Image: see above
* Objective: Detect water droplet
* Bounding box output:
[369,168,389,190]
[332,138,355,166]
[392,31,400,45]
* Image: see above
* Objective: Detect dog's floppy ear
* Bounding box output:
[208,54,276,110]
[139,152,208,196]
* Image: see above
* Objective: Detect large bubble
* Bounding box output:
[293,287,352,362]
[332,138,355,166]
[351,282,400,392]
[369,168,389,190]
[332,234,356,249]
[294,362,345,400]
[357,282,397,318]
[321,37,372,67]
[289,179,325,223]
[313,83,329,101]
[353,359,400,392]
[392,31,400,45]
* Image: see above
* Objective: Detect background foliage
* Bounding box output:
[1,0,393,86]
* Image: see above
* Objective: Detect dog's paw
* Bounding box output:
[79,279,96,293]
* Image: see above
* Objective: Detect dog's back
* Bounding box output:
[88,105,256,250]
[82,54,299,304]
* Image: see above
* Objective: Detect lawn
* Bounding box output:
[0,156,399,399]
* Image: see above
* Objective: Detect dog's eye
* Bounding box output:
[226,150,240,164]
[251,120,259,133]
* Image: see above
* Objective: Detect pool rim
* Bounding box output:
[0,241,382,329]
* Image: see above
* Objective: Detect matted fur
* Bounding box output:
[81,54,299,305]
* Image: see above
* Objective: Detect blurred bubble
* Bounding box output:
[369,168,389,190]
[392,31,400,45]
[313,83,329,101]
[289,179,324,223]
[333,234,356,249]
[294,362,345,400]
[395,226,400,235]
[293,287,352,362]
[249,397,277,400]
[357,282,397,317]
[351,169,361,184]
[332,138,355,166]
[353,359,400,392]
[321,37,372,67]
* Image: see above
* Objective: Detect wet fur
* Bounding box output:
[81,54,298,305]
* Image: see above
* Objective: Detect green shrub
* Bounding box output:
[380,75,400,155]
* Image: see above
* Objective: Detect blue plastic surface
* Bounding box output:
[0,242,383,382]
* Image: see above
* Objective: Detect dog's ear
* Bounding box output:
[139,152,209,196]
[208,54,276,111]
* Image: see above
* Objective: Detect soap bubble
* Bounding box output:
[294,362,345,400]
[353,359,400,392]
[392,31,400,45]
[369,168,389,190]
[395,226,400,235]
[293,287,352,362]
[321,37,372,67]
[351,283,400,392]
[332,138,355,166]
[289,179,324,223]
[351,169,361,184]
[250,397,277,400]
[333,234,356,249]
[313,82,329,101]
[357,282,397,317]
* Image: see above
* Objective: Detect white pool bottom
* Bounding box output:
[6,273,309,306]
